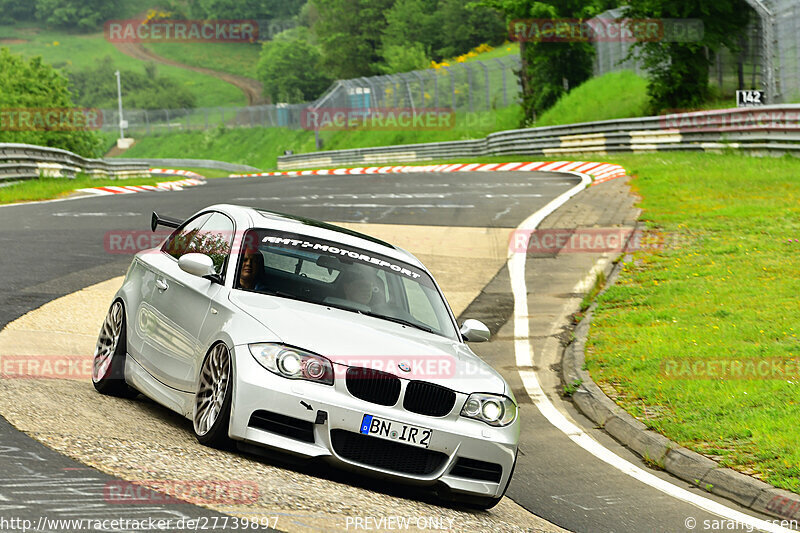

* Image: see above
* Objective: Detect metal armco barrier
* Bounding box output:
[277,105,800,170]
[0,143,151,183]
[112,158,260,173]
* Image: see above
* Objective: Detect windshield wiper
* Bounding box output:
[259,289,308,303]
[362,312,435,334]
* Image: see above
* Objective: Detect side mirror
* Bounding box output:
[178,253,216,278]
[460,319,490,342]
[151,211,183,231]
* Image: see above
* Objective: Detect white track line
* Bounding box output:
[510,171,793,533]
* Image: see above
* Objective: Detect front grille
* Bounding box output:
[403,381,456,417]
[450,457,503,483]
[248,410,315,443]
[346,367,401,406]
[330,429,447,475]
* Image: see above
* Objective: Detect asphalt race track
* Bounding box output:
[0,171,788,532]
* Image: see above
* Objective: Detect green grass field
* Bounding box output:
[0,24,245,107]
[145,42,261,79]
[584,152,800,493]
[535,70,649,127]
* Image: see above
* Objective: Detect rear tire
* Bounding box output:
[92,300,137,398]
[193,343,233,449]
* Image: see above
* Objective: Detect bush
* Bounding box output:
[68,57,197,110]
[0,48,103,157]
[379,43,430,74]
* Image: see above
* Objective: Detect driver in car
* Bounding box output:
[343,277,377,305]
[340,264,384,307]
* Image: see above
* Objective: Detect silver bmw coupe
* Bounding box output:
[92,204,519,508]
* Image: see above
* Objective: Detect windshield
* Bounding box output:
[234,229,458,340]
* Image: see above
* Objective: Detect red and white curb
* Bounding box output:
[150,168,204,179]
[229,161,627,185]
[76,169,205,196]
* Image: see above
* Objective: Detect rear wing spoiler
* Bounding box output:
[151,212,183,231]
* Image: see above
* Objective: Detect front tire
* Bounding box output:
[92,300,136,397]
[193,343,233,448]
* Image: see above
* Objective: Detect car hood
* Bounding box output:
[229,291,507,395]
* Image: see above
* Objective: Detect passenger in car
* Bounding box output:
[238,251,268,291]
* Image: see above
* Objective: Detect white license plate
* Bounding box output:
[359,414,432,449]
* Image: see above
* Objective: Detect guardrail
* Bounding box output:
[277,105,800,169]
[0,143,151,183]
[111,158,260,173]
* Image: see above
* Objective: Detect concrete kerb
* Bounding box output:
[561,249,800,524]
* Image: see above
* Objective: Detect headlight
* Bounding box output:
[460,393,517,427]
[248,343,333,385]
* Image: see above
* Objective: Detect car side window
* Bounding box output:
[162,213,211,260]
[193,213,234,275]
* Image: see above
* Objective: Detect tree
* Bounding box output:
[381,0,506,63]
[183,0,306,20]
[480,0,609,125]
[0,48,103,157]
[0,0,36,21]
[382,0,438,52]
[624,0,751,112]
[432,0,506,59]
[34,0,117,31]
[311,0,394,79]
[257,29,332,102]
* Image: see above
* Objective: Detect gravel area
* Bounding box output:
[0,378,560,532]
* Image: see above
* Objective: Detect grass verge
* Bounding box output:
[0,174,168,205]
[582,152,800,493]
[117,106,523,169]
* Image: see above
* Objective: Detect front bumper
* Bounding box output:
[229,345,519,498]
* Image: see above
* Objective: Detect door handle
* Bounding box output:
[155,279,169,291]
